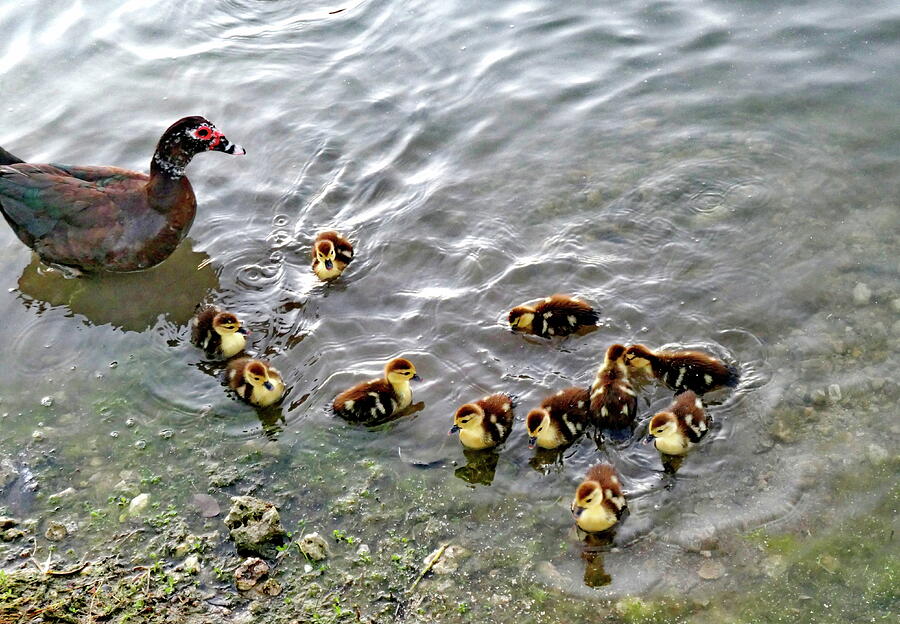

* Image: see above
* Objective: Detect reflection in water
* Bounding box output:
[580,533,614,588]
[454,448,500,486]
[15,241,219,331]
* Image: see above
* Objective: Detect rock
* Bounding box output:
[852,282,872,305]
[0,459,19,492]
[0,516,19,529]
[128,493,151,517]
[698,560,725,580]
[182,554,201,575]
[234,557,269,591]
[257,578,282,597]
[224,496,286,557]
[827,384,842,402]
[427,544,470,575]
[298,532,329,561]
[44,521,68,541]
[1,528,25,541]
[191,494,221,518]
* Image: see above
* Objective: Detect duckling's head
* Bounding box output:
[648,411,678,438]
[572,480,605,518]
[314,239,336,271]
[449,403,484,435]
[604,343,628,365]
[244,360,276,391]
[212,312,247,337]
[508,305,536,332]
[525,408,551,449]
[623,344,654,373]
[385,358,421,384]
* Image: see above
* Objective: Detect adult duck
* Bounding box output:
[0,116,244,273]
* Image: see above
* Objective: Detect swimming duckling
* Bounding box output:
[333,358,420,422]
[226,357,285,407]
[648,390,709,456]
[191,304,248,358]
[508,294,598,338]
[624,344,739,395]
[571,463,627,533]
[526,386,591,449]
[311,231,354,281]
[590,344,638,429]
[450,393,515,450]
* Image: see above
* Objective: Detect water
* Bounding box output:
[1,0,898,620]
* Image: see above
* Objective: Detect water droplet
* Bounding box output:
[40,396,54,407]
[134,440,147,450]
[109,361,118,368]
[125,418,136,427]
[109,431,119,438]
[159,429,174,439]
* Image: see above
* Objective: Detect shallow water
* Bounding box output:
[1,0,898,620]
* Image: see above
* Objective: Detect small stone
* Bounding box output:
[298,532,329,561]
[258,578,282,596]
[866,444,889,465]
[1,528,25,541]
[224,496,287,558]
[852,282,871,305]
[182,554,201,575]
[32,430,46,442]
[128,493,150,517]
[429,545,470,575]
[0,516,19,529]
[811,389,828,406]
[827,384,842,402]
[817,554,839,574]
[234,557,269,591]
[191,494,221,518]
[44,521,67,541]
[40,396,54,407]
[698,560,725,580]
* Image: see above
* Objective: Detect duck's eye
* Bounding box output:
[193,126,213,140]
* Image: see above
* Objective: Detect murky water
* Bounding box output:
[1,0,898,620]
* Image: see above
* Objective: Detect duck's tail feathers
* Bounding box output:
[0,147,24,165]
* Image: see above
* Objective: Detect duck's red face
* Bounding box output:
[185,120,246,155]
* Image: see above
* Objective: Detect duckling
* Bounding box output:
[590,344,638,429]
[648,390,709,456]
[226,357,285,407]
[450,393,515,450]
[311,231,354,281]
[191,304,248,358]
[624,344,739,395]
[571,463,627,533]
[333,358,420,422]
[508,294,598,338]
[525,386,591,449]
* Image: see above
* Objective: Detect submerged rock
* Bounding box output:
[44,521,68,541]
[0,516,19,529]
[128,493,151,517]
[234,556,269,591]
[224,496,286,557]
[698,560,725,580]
[852,282,871,306]
[298,532,329,561]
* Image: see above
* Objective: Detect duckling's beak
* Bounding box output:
[572,505,584,518]
[643,434,654,445]
[411,374,422,382]
[527,436,537,449]
[263,381,274,391]
[449,424,460,435]
[324,259,334,270]
[237,327,249,335]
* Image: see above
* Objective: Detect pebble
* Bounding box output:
[827,384,842,402]
[298,532,329,561]
[234,557,269,591]
[44,521,68,541]
[852,282,871,305]
[698,560,725,580]
[32,430,46,442]
[191,494,221,518]
[128,493,150,516]
[182,554,201,575]
[40,396,53,407]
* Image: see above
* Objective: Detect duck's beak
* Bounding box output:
[644,434,654,445]
[237,327,249,335]
[411,374,422,382]
[263,381,274,391]
[572,506,584,518]
[527,436,537,449]
[449,424,460,435]
[212,133,246,155]
[324,259,334,270]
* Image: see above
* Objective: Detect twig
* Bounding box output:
[407,543,448,594]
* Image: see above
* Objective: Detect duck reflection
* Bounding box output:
[580,533,614,588]
[454,448,500,486]
[16,240,218,331]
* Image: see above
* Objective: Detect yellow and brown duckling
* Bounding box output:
[571,463,627,533]
[648,390,709,456]
[450,393,516,450]
[226,357,285,407]
[191,304,248,358]
[508,294,598,338]
[311,231,354,281]
[332,358,420,422]
[624,344,739,395]
[590,344,638,429]
[525,386,591,449]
